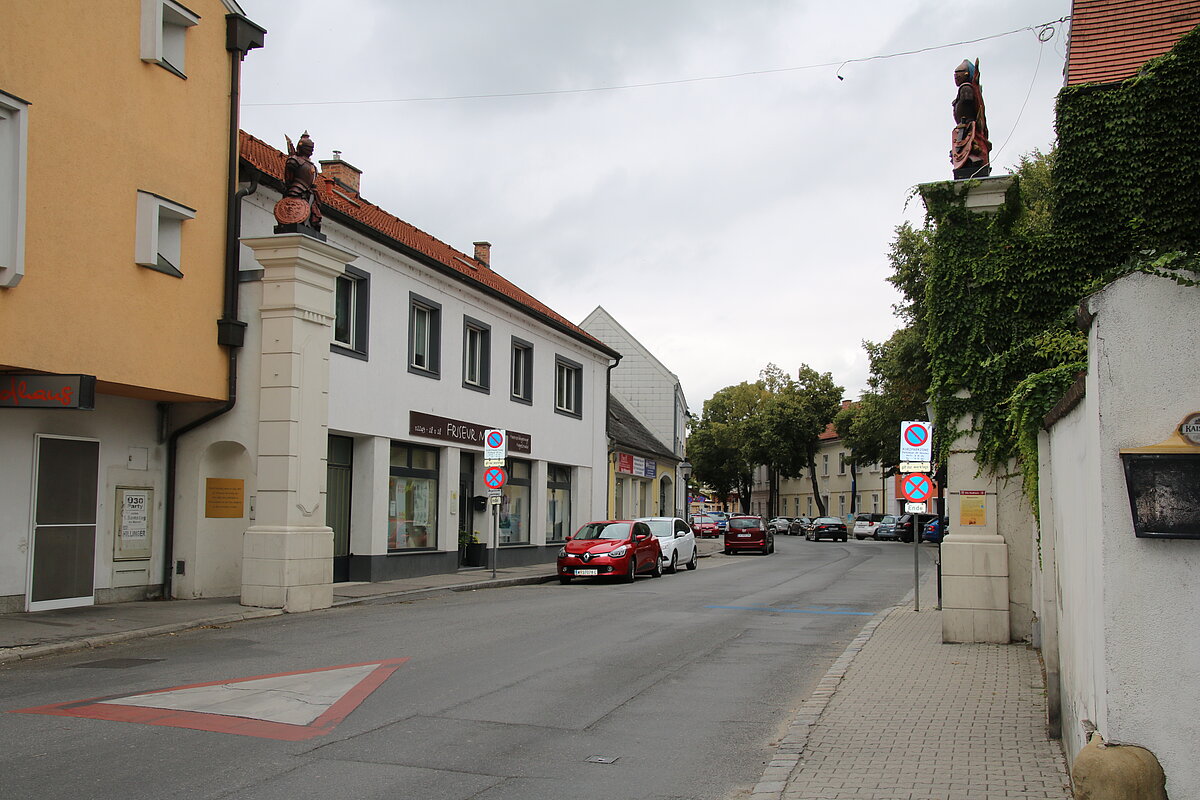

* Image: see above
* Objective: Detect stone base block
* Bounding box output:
[942,574,1009,611]
[942,608,1011,643]
[241,525,334,613]
[941,535,1008,576]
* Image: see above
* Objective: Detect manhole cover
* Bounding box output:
[74,658,164,669]
[585,755,620,764]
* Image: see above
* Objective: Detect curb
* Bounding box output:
[330,573,558,607]
[747,603,899,800]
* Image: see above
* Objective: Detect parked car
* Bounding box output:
[787,516,813,536]
[638,516,698,573]
[768,517,792,534]
[807,516,848,542]
[724,515,774,555]
[852,513,887,540]
[557,520,662,584]
[896,513,939,543]
[708,511,730,532]
[921,516,948,543]
[873,515,900,541]
[690,514,721,538]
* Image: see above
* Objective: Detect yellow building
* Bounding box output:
[0,1,264,611]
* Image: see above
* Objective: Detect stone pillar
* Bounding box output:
[240,234,357,612]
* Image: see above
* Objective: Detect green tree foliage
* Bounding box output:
[688,381,769,512]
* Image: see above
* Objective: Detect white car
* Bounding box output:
[637,517,699,573]
[852,513,887,540]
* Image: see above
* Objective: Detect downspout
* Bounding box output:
[605,356,622,518]
[161,14,264,598]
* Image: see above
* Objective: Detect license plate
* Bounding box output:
[575,568,598,576]
[738,533,751,538]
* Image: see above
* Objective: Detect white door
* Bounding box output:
[27,435,100,611]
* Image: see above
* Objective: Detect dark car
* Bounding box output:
[921,516,948,543]
[873,514,900,541]
[807,516,848,542]
[896,513,939,543]
[787,516,812,536]
[724,515,774,555]
[557,520,662,583]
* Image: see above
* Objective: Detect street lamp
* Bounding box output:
[678,461,693,518]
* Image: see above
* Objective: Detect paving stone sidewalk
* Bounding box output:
[752,585,1073,800]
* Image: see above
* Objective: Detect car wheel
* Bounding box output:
[769,540,775,554]
[723,548,732,555]
[650,555,662,578]
[623,557,636,583]
[686,547,698,570]
[666,552,678,574]
[559,575,572,585]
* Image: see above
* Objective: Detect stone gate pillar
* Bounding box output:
[240,233,356,612]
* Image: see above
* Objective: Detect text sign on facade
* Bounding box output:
[616,452,658,477]
[205,478,245,518]
[409,412,531,453]
[484,429,507,460]
[114,486,153,561]
[0,374,96,410]
[959,490,986,526]
[899,421,933,462]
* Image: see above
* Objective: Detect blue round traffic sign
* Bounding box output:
[902,474,933,503]
[486,431,505,449]
[483,466,508,489]
[904,424,929,448]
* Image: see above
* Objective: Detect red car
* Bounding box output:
[557,520,663,584]
[723,515,775,555]
[689,514,721,538]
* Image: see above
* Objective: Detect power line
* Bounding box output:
[244,16,1070,108]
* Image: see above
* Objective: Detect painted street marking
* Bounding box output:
[706,605,874,616]
[10,658,408,741]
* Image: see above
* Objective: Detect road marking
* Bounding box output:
[706,605,874,616]
[10,658,408,740]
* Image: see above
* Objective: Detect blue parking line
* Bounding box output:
[705,605,874,616]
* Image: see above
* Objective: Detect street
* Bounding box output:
[2,537,928,800]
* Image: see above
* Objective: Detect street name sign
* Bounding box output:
[899,421,932,462]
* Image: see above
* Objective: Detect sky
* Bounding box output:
[237,0,1072,414]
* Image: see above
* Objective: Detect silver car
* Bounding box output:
[768,517,792,534]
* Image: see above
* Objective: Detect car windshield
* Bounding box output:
[691,516,714,525]
[729,518,761,529]
[641,519,675,538]
[572,522,632,540]
[881,515,897,523]
[814,517,840,524]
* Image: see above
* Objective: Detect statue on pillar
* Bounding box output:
[274,131,324,233]
[950,59,992,180]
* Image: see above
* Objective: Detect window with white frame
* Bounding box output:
[408,293,441,377]
[839,452,846,474]
[462,316,491,392]
[141,0,200,78]
[822,454,829,476]
[332,265,369,358]
[511,337,533,404]
[135,191,195,277]
[872,493,879,513]
[0,89,29,288]
[839,495,845,516]
[554,355,582,417]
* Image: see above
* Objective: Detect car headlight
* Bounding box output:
[557,547,567,558]
[607,545,628,558]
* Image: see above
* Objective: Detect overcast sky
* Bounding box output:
[238,0,1072,413]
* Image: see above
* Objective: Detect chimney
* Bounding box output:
[319,150,362,195]
[473,241,491,266]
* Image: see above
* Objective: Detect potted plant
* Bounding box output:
[460,530,487,567]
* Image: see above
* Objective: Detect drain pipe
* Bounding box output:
[161,14,264,598]
[605,355,622,517]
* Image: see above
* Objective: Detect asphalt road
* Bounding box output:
[1,536,930,800]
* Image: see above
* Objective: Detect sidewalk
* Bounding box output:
[0,557,1073,799]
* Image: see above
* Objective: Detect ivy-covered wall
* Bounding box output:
[921,25,1200,515]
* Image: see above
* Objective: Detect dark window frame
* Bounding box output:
[461,315,491,393]
[332,264,370,360]
[510,336,534,405]
[553,355,583,419]
[408,292,442,378]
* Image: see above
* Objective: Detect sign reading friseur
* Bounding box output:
[410,411,531,454]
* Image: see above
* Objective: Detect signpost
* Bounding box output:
[899,421,934,612]
[482,455,508,580]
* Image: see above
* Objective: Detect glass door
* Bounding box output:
[28,435,100,611]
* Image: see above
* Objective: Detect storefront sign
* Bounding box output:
[616,452,657,477]
[0,374,96,410]
[959,490,986,526]
[205,478,245,518]
[409,411,531,453]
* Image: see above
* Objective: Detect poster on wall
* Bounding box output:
[959,490,986,526]
[114,486,153,561]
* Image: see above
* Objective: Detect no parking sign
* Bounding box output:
[899,421,932,462]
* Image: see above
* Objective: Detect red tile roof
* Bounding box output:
[239,131,614,356]
[1066,0,1200,85]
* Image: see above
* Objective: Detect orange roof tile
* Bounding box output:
[239,131,615,357]
[1066,0,1200,85]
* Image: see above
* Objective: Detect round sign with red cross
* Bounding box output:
[483,466,508,490]
[901,473,933,503]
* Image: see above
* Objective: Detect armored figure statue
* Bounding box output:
[950,59,991,180]
[274,131,323,231]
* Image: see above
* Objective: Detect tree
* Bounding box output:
[689,381,769,513]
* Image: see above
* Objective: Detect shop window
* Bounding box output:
[554,355,582,418]
[511,337,533,405]
[140,0,199,78]
[388,443,439,551]
[462,316,490,392]
[332,265,369,359]
[408,293,441,377]
[135,190,195,277]
[547,464,571,541]
[500,458,531,544]
[0,89,28,288]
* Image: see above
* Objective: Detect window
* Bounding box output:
[554,355,583,417]
[839,452,846,474]
[500,459,531,544]
[388,443,438,551]
[511,337,533,404]
[807,497,813,516]
[408,293,441,377]
[839,495,846,516]
[872,493,879,513]
[462,316,491,392]
[332,265,369,358]
[141,0,200,78]
[822,454,829,476]
[547,465,571,542]
[0,90,28,288]
[135,191,195,277]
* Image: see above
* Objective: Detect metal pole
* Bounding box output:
[490,502,498,580]
[913,523,921,612]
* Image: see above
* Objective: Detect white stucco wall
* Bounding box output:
[1043,271,1200,794]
